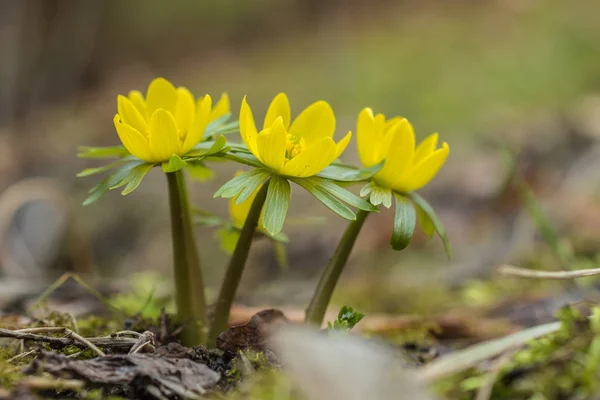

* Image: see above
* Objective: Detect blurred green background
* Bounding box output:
[2,0,600,319]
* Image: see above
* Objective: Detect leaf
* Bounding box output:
[291,178,356,221]
[273,241,289,271]
[121,163,155,195]
[406,192,451,258]
[391,194,417,251]
[185,135,228,158]
[262,176,291,236]
[359,182,373,197]
[76,158,132,177]
[221,152,264,168]
[204,113,231,135]
[192,208,224,227]
[83,161,145,205]
[187,163,215,181]
[206,119,239,138]
[161,154,187,173]
[416,204,435,238]
[77,145,129,159]
[235,170,271,205]
[205,134,228,155]
[304,177,378,213]
[316,160,385,182]
[328,306,365,332]
[214,169,270,199]
[369,184,392,208]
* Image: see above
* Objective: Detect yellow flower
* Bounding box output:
[229,171,264,230]
[357,108,449,192]
[113,77,229,163]
[239,93,351,178]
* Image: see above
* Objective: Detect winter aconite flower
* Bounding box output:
[240,93,351,178]
[114,77,229,163]
[357,108,449,193]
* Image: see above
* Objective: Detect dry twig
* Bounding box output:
[498,264,600,280]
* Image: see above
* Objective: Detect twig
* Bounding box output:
[7,348,38,364]
[0,327,139,352]
[128,331,155,354]
[15,327,105,357]
[475,350,516,400]
[497,264,600,280]
[111,330,143,338]
[21,376,85,391]
[64,329,105,357]
[418,321,560,382]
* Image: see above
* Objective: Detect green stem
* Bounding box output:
[208,181,270,348]
[166,170,207,345]
[305,208,370,326]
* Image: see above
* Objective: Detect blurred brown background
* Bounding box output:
[2,0,600,318]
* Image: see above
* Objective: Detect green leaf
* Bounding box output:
[273,241,289,271]
[206,119,239,138]
[83,161,145,205]
[205,134,228,155]
[316,160,385,182]
[204,113,231,134]
[305,177,378,213]
[291,178,356,221]
[187,163,215,181]
[369,183,392,208]
[77,145,129,159]
[391,194,416,251]
[235,171,271,205]
[214,169,270,199]
[328,305,365,332]
[406,192,451,258]
[221,152,264,168]
[262,176,291,236]
[192,208,224,226]
[359,182,373,197]
[120,163,155,195]
[161,154,187,173]
[76,158,133,177]
[416,203,435,237]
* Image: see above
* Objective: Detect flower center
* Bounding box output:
[285,134,305,160]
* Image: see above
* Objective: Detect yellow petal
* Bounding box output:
[240,97,259,156]
[113,114,152,161]
[145,77,178,116]
[128,90,147,120]
[334,131,352,160]
[148,109,181,162]
[289,100,335,145]
[413,133,439,164]
[118,95,148,135]
[281,137,336,177]
[256,117,287,172]
[401,142,449,192]
[374,119,416,188]
[356,108,379,167]
[210,93,230,122]
[264,93,291,130]
[183,94,211,153]
[175,87,195,134]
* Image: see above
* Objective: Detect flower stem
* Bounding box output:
[305,208,370,326]
[166,170,207,345]
[208,180,270,348]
